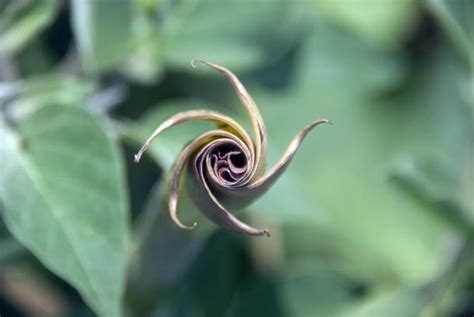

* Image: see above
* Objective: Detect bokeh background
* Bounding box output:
[1,0,473,316]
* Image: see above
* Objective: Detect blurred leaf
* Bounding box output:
[278,262,356,317]
[124,28,163,83]
[311,0,419,48]
[6,75,94,110]
[425,0,474,66]
[458,150,474,224]
[421,237,474,316]
[185,232,246,317]
[425,0,474,119]
[2,75,94,129]
[0,237,26,264]
[147,232,250,317]
[293,22,407,97]
[71,0,133,74]
[124,15,471,294]
[122,4,163,84]
[345,286,428,317]
[392,158,458,204]
[391,156,474,230]
[252,29,471,286]
[126,181,206,316]
[344,236,470,316]
[0,0,60,54]
[0,105,129,316]
[226,277,284,317]
[158,0,306,71]
[13,37,56,76]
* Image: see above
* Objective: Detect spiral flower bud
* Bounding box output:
[134,60,331,237]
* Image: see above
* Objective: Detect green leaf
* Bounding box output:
[159,0,305,71]
[0,0,60,54]
[124,24,471,289]
[252,31,471,286]
[0,105,129,316]
[345,287,428,317]
[279,262,355,317]
[71,0,133,74]
[123,11,164,84]
[391,156,474,230]
[6,75,94,112]
[311,0,418,48]
[425,0,474,66]
[293,22,407,97]
[225,278,284,317]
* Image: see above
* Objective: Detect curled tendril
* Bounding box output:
[134,60,331,237]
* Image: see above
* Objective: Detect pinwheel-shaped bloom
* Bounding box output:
[134,60,330,237]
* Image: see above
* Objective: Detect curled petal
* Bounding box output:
[191,60,266,178]
[134,60,331,237]
[168,130,234,230]
[254,119,332,187]
[134,110,254,163]
[191,145,270,236]
[210,119,331,208]
[168,130,267,235]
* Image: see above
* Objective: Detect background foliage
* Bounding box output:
[0,0,473,316]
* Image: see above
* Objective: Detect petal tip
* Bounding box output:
[175,221,198,231]
[191,59,206,68]
[184,222,198,231]
[134,144,149,163]
[134,153,141,163]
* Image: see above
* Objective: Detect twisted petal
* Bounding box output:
[191,60,267,179]
[134,61,331,237]
[191,139,270,236]
[134,110,253,163]
[167,129,268,236]
[210,119,332,208]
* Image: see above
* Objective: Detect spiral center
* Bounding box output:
[208,143,248,184]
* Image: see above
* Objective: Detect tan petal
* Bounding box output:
[134,110,253,163]
[191,60,267,178]
[167,130,268,236]
[134,60,331,237]
[189,139,269,236]
[210,119,332,208]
